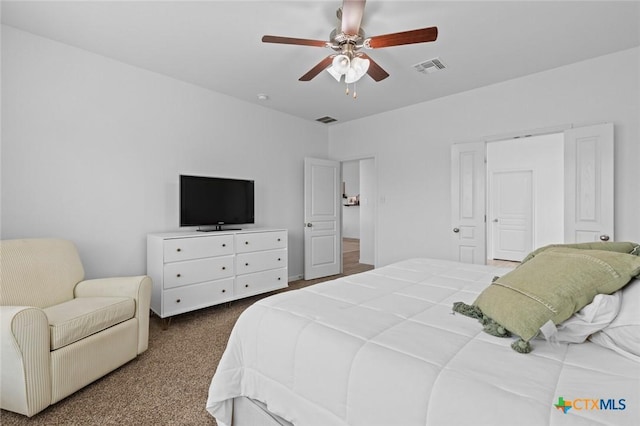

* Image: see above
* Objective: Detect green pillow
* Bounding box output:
[520,241,639,264]
[474,247,640,342]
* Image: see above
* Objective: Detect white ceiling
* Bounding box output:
[2,1,639,124]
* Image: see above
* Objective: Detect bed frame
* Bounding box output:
[232,397,291,426]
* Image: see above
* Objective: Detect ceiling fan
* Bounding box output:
[262,0,438,88]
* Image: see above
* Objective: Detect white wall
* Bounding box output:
[341,160,360,239]
[329,47,640,267]
[487,133,564,256]
[3,26,638,277]
[1,26,328,279]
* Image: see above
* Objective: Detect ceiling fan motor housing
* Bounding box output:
[329,28,366,56]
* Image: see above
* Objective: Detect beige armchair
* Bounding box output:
[0,238,151,417]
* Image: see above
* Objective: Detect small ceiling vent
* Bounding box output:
[316,116,337,124]
[413,57,447,74]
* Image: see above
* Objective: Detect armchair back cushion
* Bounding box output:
[0,239,84,308]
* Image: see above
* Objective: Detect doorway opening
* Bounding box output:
[486,133,564,263]
[341,158,376,273]
[343,237,374,275]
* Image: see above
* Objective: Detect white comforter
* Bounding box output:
[207,258,639,426]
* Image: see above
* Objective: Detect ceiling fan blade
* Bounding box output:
[359,53,389,82]
[262,35,328,48]
[366,26,438,49]
[299,56,335,81]
[340,0,366,35]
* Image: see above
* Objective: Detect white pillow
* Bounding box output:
[553,292,621,343]
[589,278,640,361]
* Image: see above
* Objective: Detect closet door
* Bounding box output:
[450,142,486,264]
[564,123,614,243]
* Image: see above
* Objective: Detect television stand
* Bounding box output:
[197,225,241,232]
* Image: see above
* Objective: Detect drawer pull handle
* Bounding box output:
[278,258,281,261]
[245,262,249,266]
[222,289,226,293]
[245,284,249,288]
[245,241,249,245]
[176,298,181,303]
[277,238,281,242]
[177,248,181,252]
[278,277,281,281]
[222,243,226,247]
[222,266,226,270]
[176,274,181,278]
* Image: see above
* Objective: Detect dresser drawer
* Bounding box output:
[236,231,287,253]
[236,248,287,275]
[164,234,234,262]
[234,268,287,298]
[163,278,234,316]
[164,255,234,289]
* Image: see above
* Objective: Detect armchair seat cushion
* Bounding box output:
[43,297,135,350]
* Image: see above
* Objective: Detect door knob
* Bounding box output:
[306,223,313,227]
[453,228,460,233]
[492,218,499,223]
[599,234,610,241]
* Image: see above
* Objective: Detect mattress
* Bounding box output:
[207,258,639,426]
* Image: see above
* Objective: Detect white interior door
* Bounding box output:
[490,170,533,261]
[304,157,341,279]
[451,142,486,264]
[564,123,614,243]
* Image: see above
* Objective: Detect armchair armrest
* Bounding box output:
[0,306,51,417]
[74,276,152,354]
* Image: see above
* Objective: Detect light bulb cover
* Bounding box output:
[326,66,343,82]
[344,57,370,84]
[344,68,358,84]
[352,57,370,74]
[332,54,351,75]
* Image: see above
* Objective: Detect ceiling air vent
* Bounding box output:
[316,116,337,124]
[413,57,446,74]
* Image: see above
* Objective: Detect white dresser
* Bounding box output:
[147,229,288,319]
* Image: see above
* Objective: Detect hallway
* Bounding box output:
[343,238,374,275]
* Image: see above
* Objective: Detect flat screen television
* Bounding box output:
[180,175,254,231]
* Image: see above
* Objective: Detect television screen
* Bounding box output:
[180,175,254,229]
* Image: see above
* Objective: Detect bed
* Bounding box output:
[206,253,640,426]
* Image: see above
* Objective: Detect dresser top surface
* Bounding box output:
[148,228,286,240]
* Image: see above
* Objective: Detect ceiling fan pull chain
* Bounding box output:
[345,83,349,96]
[353,82,357,99]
